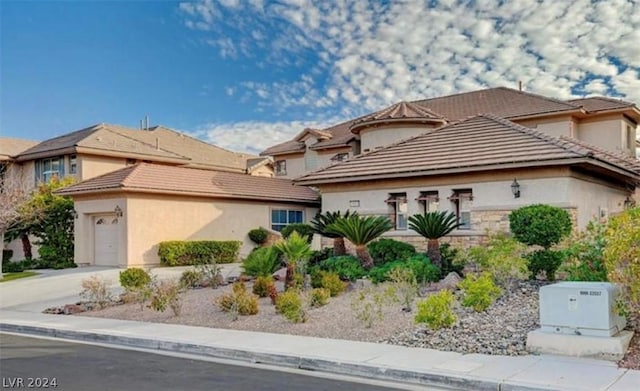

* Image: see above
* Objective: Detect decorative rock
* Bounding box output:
[63,304,84,315]
[438,272,462,291]
[272,267,287,281]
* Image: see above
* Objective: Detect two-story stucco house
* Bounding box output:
[2,123,319,267]
[262,87,640,250]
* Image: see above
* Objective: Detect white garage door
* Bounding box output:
[94,216,119,266]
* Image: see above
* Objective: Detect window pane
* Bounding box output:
[397,214,408,230]
[460,212,471,229]
[294,210,303,223]
[427,200,439,213]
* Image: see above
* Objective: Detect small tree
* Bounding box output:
[274,231,313,289]
[310,210,356,256]
[603,207,640,329]
[509,204,572,280]
[408,211,461,268]
[0,163,31,276]
[326,215,392,269]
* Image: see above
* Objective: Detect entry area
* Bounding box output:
[94,215,119,266]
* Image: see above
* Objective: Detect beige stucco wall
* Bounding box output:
[317,167,629,237]
[274,153,306,179]
[78,154,128,181]
[576,115,630,156]
[360,125,435,153]
[72,192,318,268]
[516,116,574,138]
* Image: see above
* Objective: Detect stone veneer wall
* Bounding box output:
[319,207,578,253]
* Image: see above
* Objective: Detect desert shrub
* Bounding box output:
[351,285,397,328]
[509,204,572,248]
[439,243,464,277]
[195,260,223,288]
[158,240,240,266]
[527,250,565,281]
[415,290,457,329]
[248,227,269,245]
[179,269,204,289]
[218,282,259,316]
[368,238,416,266]
[119,268,151,291]
[80,275,112,309]
[280,223,314,243]
[309,247,334,266]
[252,276,273,297]
[317,255,367,281]
[275,290,306,323]
[603,207,640,328]
[465,233,528,289]
[242,247,281,278]
[319,271,345,296]
[562,220,607,282]
[387,267,417,312]
[368,254,440,284]
[459,273,502,312]
[149,279,184,316]
[309,288,330,308]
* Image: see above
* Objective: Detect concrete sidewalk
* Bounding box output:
[1,266,638,391]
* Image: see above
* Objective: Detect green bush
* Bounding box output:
[309,247,334,266]
[368,254,440,284]
[459,273,502,312]
[509,204,572,248]
[562,220,607,282]
[2,249,13,263]
[158,240,240,266]
[252,276,273,297]
[415,290,457,329]
[276,290,306,323]
[242,247,281,277]
[309,288,330,308]
[280,223,314,243]
[317,255,367,281]
[603,207,640,328]
[368,238,416,266]
[527,250,564,280]
[319,271,346,296]
[119,268,151,291]
[440,243,464,277]
[465,233,528,289]
[179,269,204,289]
[248,227,269,245]
[218,282,259,315]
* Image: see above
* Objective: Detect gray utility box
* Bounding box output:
[539,282,626,337]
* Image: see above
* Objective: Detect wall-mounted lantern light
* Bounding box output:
[114,205,123,217]
[511,179,521,198]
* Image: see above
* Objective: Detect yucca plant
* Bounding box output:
[274,231,313,289]
[310,210,357,256]
[326,215,393,269]
[242,247,281,278]
[408,211,461,268]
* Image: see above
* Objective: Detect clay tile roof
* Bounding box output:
[56,163,320,204]
[295,114,640,185]
[0,137,39,160]
[412,87,581,120]
[350,101,446,134]
[567,97,636,112]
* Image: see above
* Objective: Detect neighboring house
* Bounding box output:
[262,87,638,179]
[55,163,319,267]
[2,123,278,262]
[295,115,640,250]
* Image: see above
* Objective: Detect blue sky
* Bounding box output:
[1,0,639,154]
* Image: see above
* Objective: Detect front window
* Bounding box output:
[331,153,349,162]
[69,155,77,174]
[271,209,303,232]
[275,160,287,176]
[36,156,64,183]
[417,191,439,214]
[450,189,473,230]
[386,192,408,230]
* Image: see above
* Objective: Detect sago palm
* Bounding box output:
[327,215,392,269]
[408,211,461,268]
[274,231,313,288]
[310,210,357,256]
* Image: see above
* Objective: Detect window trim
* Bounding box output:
[417,190,440,214]
[36,156,65,183]
[69,154,77,174]
[270,208,304,232]
[450,189,473,230]
[386,192,408,230]
[275,160,287,176]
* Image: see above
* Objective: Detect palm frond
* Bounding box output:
[408,211,461,239]
[326,215,392,246]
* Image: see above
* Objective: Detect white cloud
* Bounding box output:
[178,0,640,149]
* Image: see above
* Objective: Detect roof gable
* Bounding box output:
[295,114,640,185]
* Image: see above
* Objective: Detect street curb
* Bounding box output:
[1,322,549,391]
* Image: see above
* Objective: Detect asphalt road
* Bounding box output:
[0,334,434,391]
